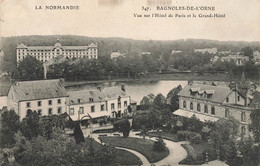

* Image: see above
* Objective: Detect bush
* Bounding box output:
[113,119,131,137]
[177,131,201,144]
[153,136,166,152]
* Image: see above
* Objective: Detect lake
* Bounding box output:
[65,80,188,104]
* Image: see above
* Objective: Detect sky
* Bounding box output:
[0,0,260,41]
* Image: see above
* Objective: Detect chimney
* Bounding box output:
[121,85,125,92]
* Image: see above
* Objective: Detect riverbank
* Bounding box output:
[63,72,231,87]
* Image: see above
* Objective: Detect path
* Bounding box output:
[88,132,150,166]
[129,131,188,166]
[83,129,227,166]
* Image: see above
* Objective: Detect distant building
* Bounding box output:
[171,50,182,54]
[110,52,125,59]
[221,54,249,65]
[194,48,217,54]
[142,52,151,55]
[253,50,260,65]
[210,56,220,64]
[7,79,69,120]
[16,40,98,63]
[174,83,255,136]
[218,50,231,55]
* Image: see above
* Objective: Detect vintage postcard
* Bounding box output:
[0,0,260,166]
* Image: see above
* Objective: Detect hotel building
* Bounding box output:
[175,83,254,136]
[16,40,98,63]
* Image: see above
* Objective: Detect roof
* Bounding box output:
[16,43,97,50]
[68,89,106,105]
[173,109,219,122]
[178,84,232,103]
[102,87,129,99]
[0,82,11,96]
[10,79,68,101]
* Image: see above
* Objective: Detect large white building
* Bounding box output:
[7,79,69,120]
[16,40,98,63]
[1,79,131,121]
[174,83,255,136]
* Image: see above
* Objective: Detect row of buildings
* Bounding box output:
[210,51,260,66]
[16,40,98,63]
[175,82,260,136]
[0,79,131,121]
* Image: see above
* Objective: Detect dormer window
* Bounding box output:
[226,97,229,103]
[89,98,94,102]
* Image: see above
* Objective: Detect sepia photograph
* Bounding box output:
[0,0,260,165]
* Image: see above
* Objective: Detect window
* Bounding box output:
[57,107,62,114]
[211,106,215,115]
[26,102,31,108]
[204,105,208,113]
[225,109,230,118]
[197,104,201,112]
[48,108,53,115]
[69,108,74,115]
[183,101,186,109]
[124,101,127,107]
[79,107,84,114]
[241,112,246,122]
[91,106,95,112]
[38,101,42,107]
[57,99,61,104]
[101,104,105,111]
[118,103,121,109]
[238,96,240,101]
[190,102,193,110]
[38,109,42,116]
[111,103,115,110]
[226,97,229,103]
[48,100,52,105]
[241,126,246,135]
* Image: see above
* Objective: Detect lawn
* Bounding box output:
[85,138,142,165]
[99,136,170,163]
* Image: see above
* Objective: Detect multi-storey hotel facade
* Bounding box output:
[175,83,253,136]
[16,40,98,63]
[67,86,131,121]
[1,79,131,121]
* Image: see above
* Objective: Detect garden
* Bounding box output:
[98,136,170,163]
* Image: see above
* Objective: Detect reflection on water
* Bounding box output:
[66,80,188,104]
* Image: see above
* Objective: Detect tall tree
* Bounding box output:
[250,109,260,143]
[20,110,41,140]
[0,110,20,148]
[13,56,44,81]
[73,123,85,144]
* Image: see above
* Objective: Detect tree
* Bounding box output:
[153,93,167,107]
[241,47,253,58]
[113,119,131,137]
[0,109,20,148]
[73,123,85,144]
[250,109,260,143]
[166,85,182,111]
[237,137,260,166]
[13,56,44,81]
[20,110,41,140]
